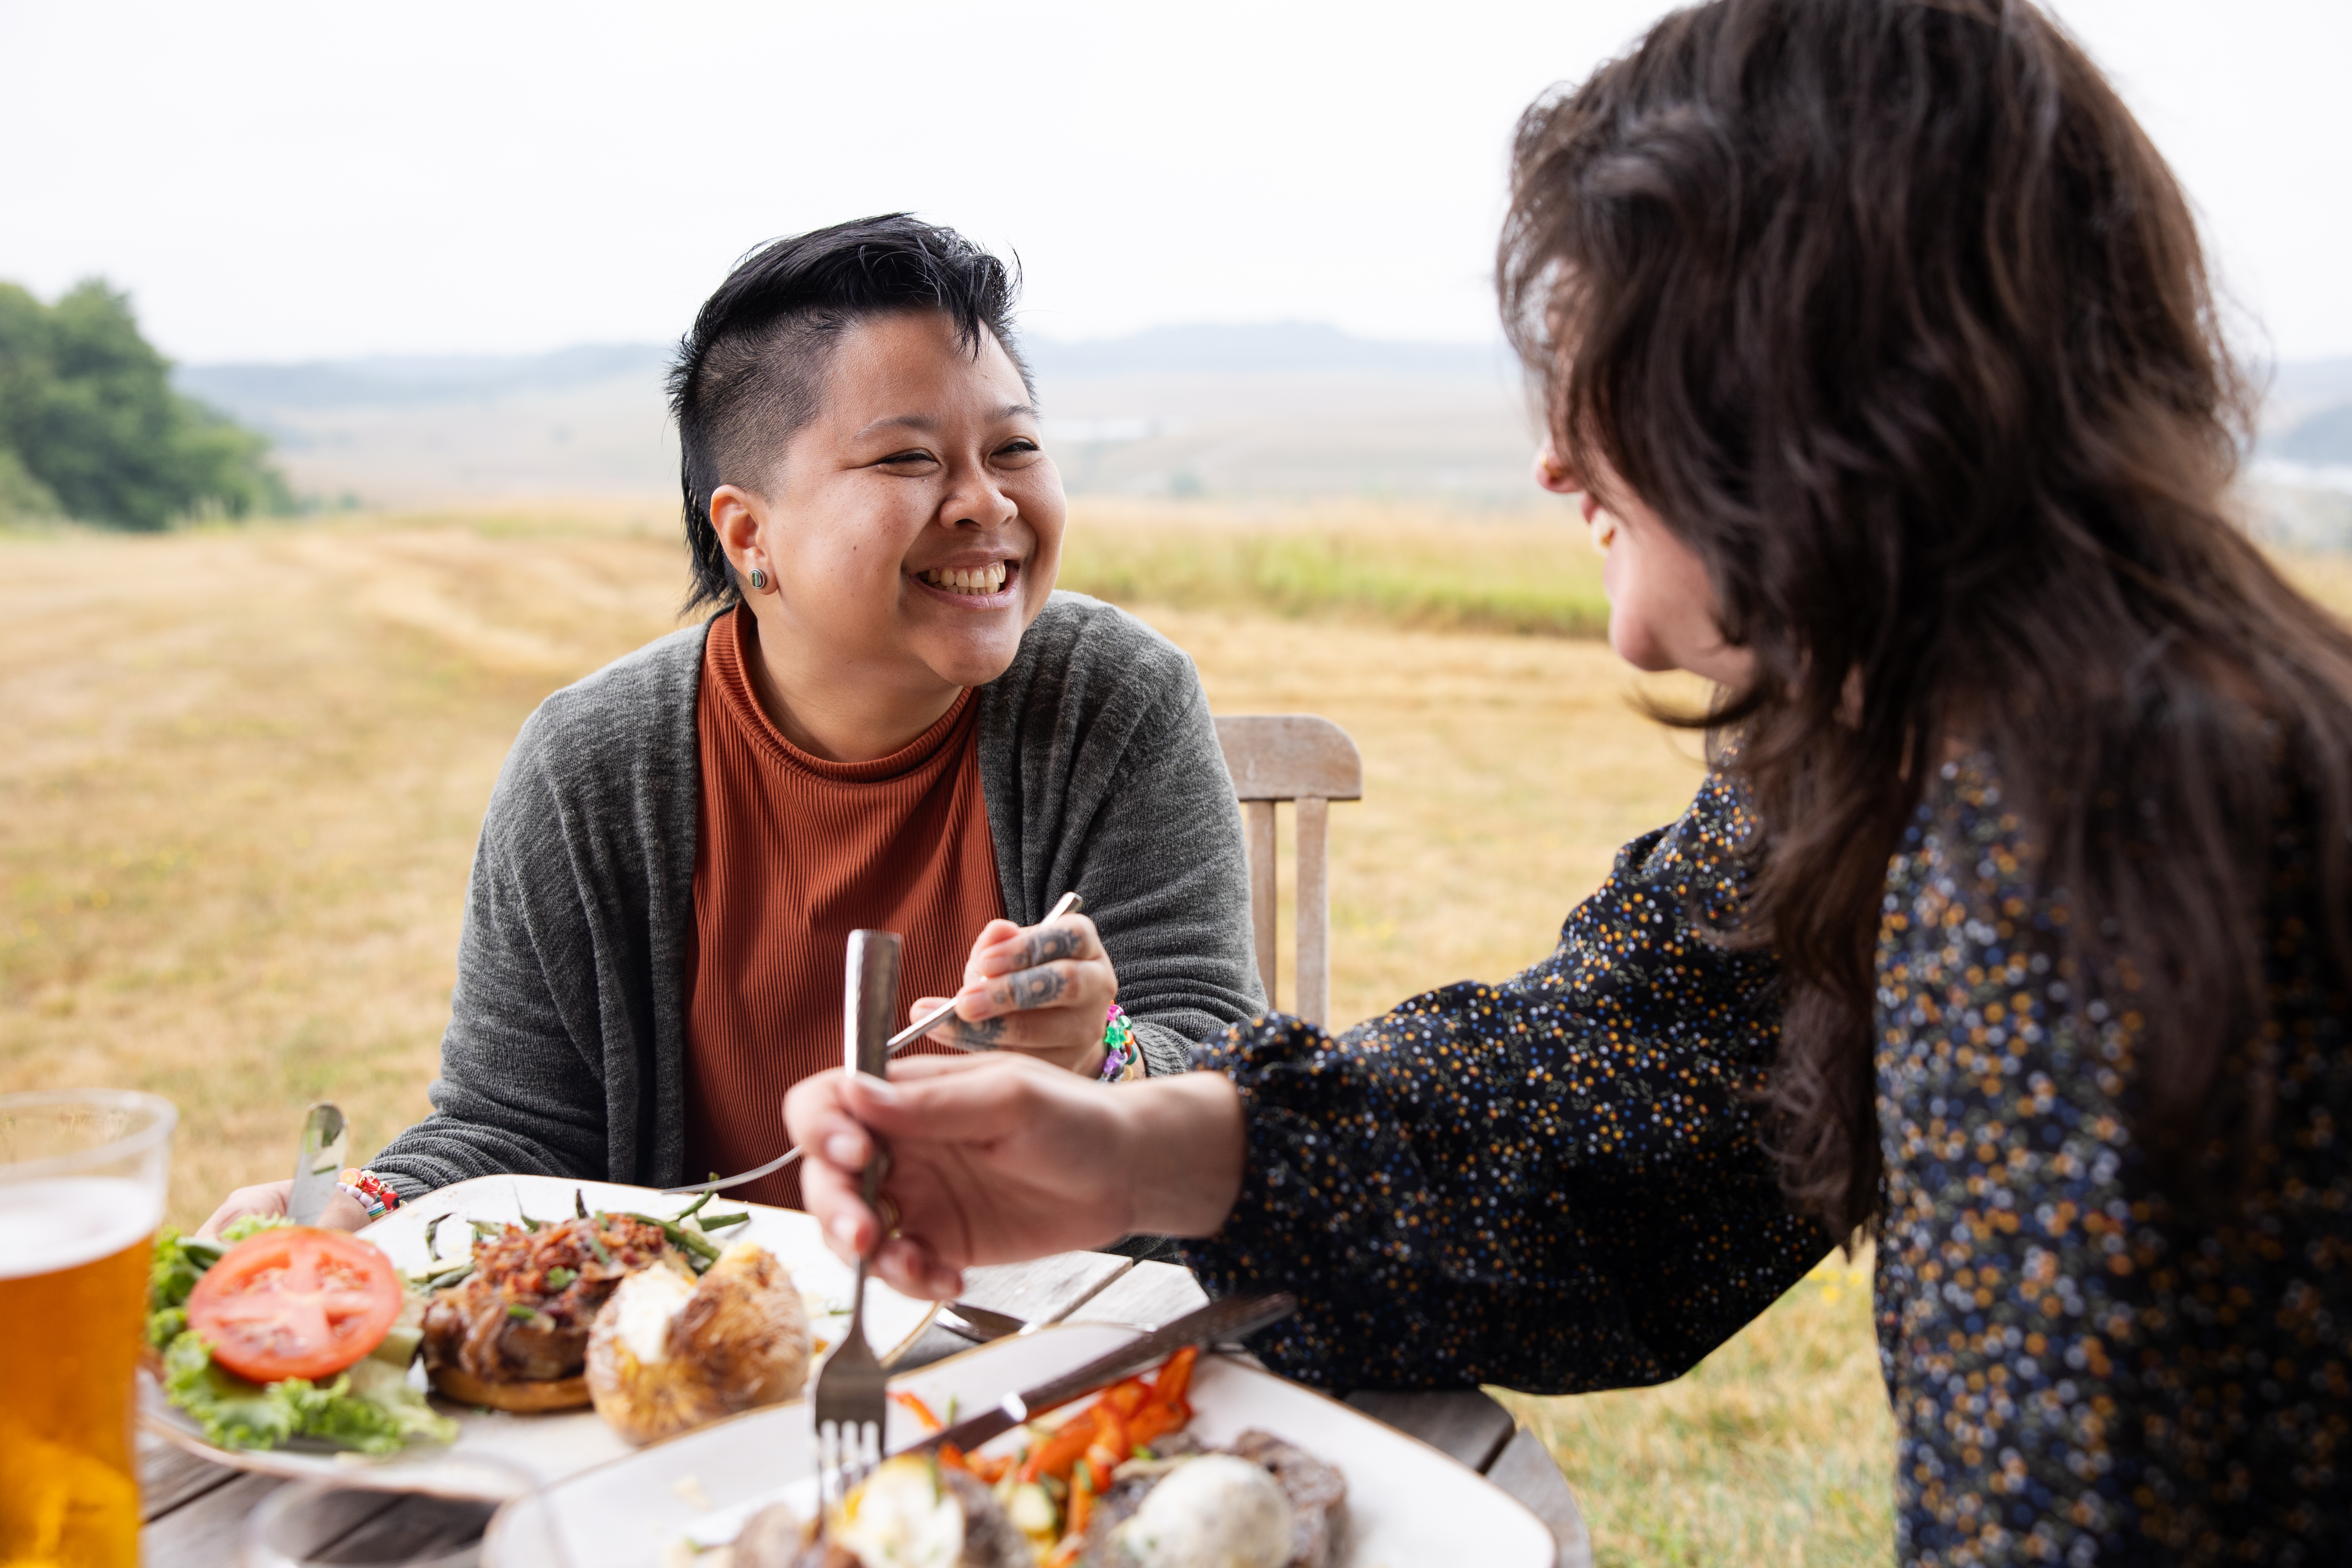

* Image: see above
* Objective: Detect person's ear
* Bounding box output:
[710,484,776,594]
[1533,440,1581,496]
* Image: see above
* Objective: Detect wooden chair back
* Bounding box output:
[1213,714,1363,1026]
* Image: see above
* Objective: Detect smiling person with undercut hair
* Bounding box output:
[199,215,1261,1234]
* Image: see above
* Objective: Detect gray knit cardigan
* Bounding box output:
[369,592,1263,1199]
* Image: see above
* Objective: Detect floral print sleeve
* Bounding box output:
[1180,769,1827,1393]
[1876,758,2352,1565]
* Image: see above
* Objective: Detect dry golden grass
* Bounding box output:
[0,502,687,1223]
[16,502,2342,1564]
[1058,497,1613,639]
[1500,1250,1891,1566]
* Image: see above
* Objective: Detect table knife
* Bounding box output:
[939,1301,1033,1343]
[287,1101,350,1226]
[897,1292,1296,1458]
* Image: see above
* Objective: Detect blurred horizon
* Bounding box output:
[150,321,2352,543]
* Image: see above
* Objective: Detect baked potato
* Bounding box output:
[585,1240,811,1444]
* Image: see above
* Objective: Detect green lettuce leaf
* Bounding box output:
[146,1228,221,1321]
[219,1212,297,1244]
[158,1334,457,1455]
[145,1305,189,1351]
[336,1359,460,1449]
[161,1332,298,1451]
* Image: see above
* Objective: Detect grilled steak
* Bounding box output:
[1228,1429,1347,1568]
[420,1214,679,1387]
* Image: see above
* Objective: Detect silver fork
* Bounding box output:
[813,929,900,1529]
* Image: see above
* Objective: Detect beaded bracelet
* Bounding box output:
[1097,1004,1144,1083]
[336,1167,402,1220]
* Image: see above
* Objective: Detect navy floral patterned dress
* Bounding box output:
[1182,759,2350,1564]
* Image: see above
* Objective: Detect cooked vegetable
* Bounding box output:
[184,1227,405,1383]
[584,1240,811,1445]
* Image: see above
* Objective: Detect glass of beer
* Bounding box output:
[0,1089,177,1568]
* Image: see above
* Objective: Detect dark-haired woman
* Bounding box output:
[789,2,2352,1558]
[200,216,1260,1233]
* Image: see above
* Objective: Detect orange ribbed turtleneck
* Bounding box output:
[681,607,1003,1208]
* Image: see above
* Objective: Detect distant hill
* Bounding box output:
[172,325,2346,513]
[176,344,675,422]
[175,324,1509,424]
[2270,356,2352,419]
[1022,322,1510,381]
[171,324,1531,507]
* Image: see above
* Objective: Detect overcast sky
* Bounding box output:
[2,0,2344,366]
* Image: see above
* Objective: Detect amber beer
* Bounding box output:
[0,1092,174,1568]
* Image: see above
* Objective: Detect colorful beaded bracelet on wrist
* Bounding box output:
[1097,1004,1142,1083]
[336,1167,402,1220]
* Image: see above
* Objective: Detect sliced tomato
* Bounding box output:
[185,1226,404,1383]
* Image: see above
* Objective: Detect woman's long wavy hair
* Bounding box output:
[1500,0,2352,1237]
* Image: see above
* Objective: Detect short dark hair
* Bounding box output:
[667,214,1031,613]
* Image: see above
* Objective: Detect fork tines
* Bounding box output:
[815,1411,881,1519]
[812,1256,889,1529]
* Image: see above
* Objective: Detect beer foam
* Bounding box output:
[0,1178,165,1279]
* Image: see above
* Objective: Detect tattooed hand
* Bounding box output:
[906,909,1122,1076]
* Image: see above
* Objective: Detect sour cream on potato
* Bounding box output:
[837,1455,964,1568]
[1114,1454,1293,1568]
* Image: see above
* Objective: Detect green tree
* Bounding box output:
[0,278,291,529]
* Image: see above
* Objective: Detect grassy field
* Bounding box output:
[1056,497,1613,638]
[46,498,2352,1563]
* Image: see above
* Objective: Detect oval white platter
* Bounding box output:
[486,1321,1557,1568]
[139,1174,938,1497]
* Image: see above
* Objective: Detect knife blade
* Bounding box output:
[287,1102,349,1226]
[897,1293,1297,1458]
[938,1301,1033,1343]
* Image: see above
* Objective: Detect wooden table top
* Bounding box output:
[141,1252,1590,1567]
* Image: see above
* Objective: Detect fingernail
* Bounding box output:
[826,1134,862,1165]
[830,1212,860,1245]
[858,1078,899,1105]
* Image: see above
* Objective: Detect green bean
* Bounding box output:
[506,1303,537,1321]
[674,1191,714,1222]
[621,1212,720,1262]
[574,1189,589,1220]
[425,1263,474,1291]
[583,1224,614,1268]
[698,1211,749,1230]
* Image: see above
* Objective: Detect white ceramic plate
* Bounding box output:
[486,1322,1557,1568]
[139,1175,939,1497]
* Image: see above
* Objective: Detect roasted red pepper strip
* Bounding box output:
[1128,1399,1190,1447]
[890,1391,944,1432]
[1100,1376,1151,1417]
[1150,1345,1198,1407]
[1021,1410,1099,1483]
[1086,1404,1131,1474]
